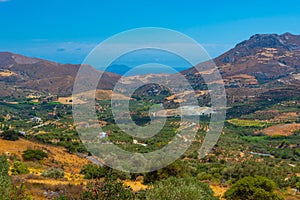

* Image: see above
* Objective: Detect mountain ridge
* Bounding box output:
[1,32,300,101]
[181,32,300,104]
[0,52,121,97]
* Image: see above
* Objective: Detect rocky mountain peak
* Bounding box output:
[235,32,300,51]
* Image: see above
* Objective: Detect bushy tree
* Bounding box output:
[1,130,19,141]
[11,161,29,175]
[157,160,191,180]
[296,182,300,192]
[224,176,283,200]
[0,156,31,200]
[222,160,294,188]
[145,177,218,200]
[10,182,33,200]
[82,179,134,200]
[80,164,106,179]
[144,160,191,184]
[22,149,48,161]
[0,156,12,200]
[41,168,64,179]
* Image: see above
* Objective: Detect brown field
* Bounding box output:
[58,89,130,105]
[57,96,86,105]
[231,74,257,79]
[257,123,300,136]
[73,89,130,101]
[121,74,170,84]
[0,70,17,77]
[96,90,130,100]
[271,112,299,123]
[293,73,300,81]
[225,74,258,85]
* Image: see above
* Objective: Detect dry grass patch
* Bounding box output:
[123,180,147,192]
[210,184,228,199]
[25,177,87,186]
[0,138,89,173]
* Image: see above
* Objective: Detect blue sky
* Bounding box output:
[1,0,300,64]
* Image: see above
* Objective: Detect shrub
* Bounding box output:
[82,179,134,200]
[22,149,48,161]
[143,160,191,184]
[10,182,33,200]
[222,160,294,188]
[0,156,12,200]
[56,196,68,200]
[11,161,29,175]
[0,156,31,200]
[145,177,218,200]
[80,164,106,179]
[41,168,64,179]
[1,130,19,141]
[224,176,283,200]
[296,182,300,192]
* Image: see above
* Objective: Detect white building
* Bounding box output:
[98,132,108,139]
